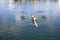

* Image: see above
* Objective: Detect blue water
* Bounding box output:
[0,0,60,40]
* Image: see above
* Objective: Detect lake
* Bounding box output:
[0,0,60,40]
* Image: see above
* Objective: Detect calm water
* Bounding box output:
[0,0,60,40]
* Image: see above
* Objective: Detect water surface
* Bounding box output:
[0,0,60,40]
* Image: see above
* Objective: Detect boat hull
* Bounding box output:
[32,15,38,27]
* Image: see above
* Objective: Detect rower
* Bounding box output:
[32,15,38,27]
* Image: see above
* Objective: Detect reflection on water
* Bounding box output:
[0,0,60,40]
[58,0,60,8]
[8,3,15,10]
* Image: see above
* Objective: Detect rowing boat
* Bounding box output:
[32,15,38,27]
